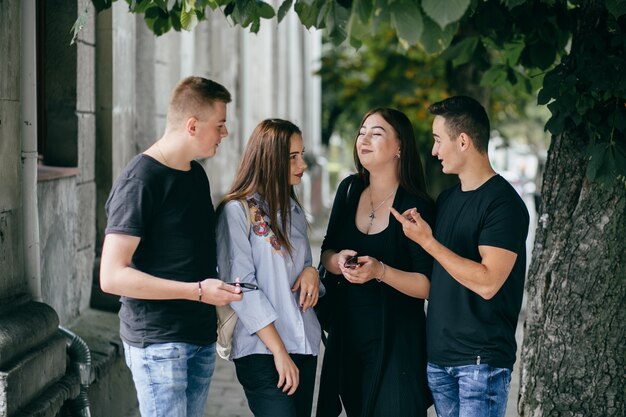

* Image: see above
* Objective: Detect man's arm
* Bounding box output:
[390,208,517,300]
[100,233,242,306]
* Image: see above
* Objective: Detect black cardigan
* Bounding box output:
[316,175,435,417]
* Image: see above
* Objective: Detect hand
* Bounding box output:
[274,351,300,395]
[390,207,433,247]
[339,255,382,284]
[199,279,243,306]
[335,249,358,270]
[291,267,320,312]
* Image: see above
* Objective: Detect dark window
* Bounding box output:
[37,0,78,167]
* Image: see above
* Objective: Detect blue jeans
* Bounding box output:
[123,341,216,417]
[427,362,511,417]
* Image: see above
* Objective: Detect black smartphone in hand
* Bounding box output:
[225,282,259,291]
[344,255,359,269]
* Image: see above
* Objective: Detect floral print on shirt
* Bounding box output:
[246,197,284,255]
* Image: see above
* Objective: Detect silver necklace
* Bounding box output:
[367,187,396,233]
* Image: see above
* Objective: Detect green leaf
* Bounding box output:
[129,0,153,13]
[481,64,508,87]
[224,1,235,16]
[418,15,456,54]
[257,1,276,19]
[153,0,169,12]
[441,36,479,67]
[390,0,423,49]
[277,0,293,22]
[181,4,199,30]
[346,12,370,47]
[294,2,318,28]
[206,0,220,10]
[502,40,525,66]
[325,2,349,45]
[422,0,470,30]
[537,87,552,105]
[144,6,173,35]
[527,40,557,70]
[168,0,178,11]
[251,18,261,33]
[545,102,566,135]
[354,0,373,23]
[606,0,626,18]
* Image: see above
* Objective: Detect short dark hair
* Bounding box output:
[167,76,231,125]
[428,96,490,153]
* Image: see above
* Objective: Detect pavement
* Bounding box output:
[203,316,524,417]
[202,221,525,417]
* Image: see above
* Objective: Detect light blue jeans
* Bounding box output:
[123,341,216,417]
[427,362,511,417]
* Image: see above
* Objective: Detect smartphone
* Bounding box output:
[344,255,359,269]
[225,282,259,290]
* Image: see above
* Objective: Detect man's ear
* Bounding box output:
[186,117,198,136]
[458,132,472,151]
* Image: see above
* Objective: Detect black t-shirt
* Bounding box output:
[105,154,217,347]
[426,175,529,369]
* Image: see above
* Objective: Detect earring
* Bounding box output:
[396,152,401,159]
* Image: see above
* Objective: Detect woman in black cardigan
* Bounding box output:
[316,108,435,417]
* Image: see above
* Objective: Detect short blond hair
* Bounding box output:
[167,76,231,126]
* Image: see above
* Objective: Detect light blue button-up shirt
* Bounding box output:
[216,195,322,360]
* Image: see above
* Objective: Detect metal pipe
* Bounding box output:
[21,0,42,301]
[59,326,92,417]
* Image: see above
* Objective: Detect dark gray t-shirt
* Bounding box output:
[105,154,217,347]
[427,175,529,369]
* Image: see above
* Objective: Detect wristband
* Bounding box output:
[376,261,386,283]
[198,281,202,302]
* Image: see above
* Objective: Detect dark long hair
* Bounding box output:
[220,118,302,255]
[353,108,432,201]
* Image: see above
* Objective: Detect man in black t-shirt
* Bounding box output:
[391,96,529,417]
[100,76,243,417]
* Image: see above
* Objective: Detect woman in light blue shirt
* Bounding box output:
[216,119,322,417]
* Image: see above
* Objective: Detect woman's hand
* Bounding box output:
[256,324,300,395]
[273,350,300,395]
[291,266,320,312]
[339,256,384,285]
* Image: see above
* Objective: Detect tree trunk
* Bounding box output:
[519,124,626,415]
[520,3,626,415]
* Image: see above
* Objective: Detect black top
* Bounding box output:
[342,223,387,335]
[105,154,218,347]
[427,175,529,369]
[317,175,435,417]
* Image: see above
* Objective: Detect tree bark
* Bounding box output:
[519,4,626,414]
[520,127,626,416]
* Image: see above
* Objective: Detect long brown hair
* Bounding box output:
[353,108,432,202]
[220,119,303,255]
